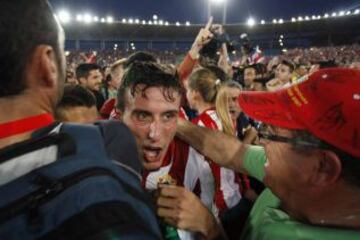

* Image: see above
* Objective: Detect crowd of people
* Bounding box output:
[1,1,360,240]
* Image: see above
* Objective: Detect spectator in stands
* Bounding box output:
[266,60,295,91]
[76,63,105,111]
[294,63,309,79]
[175,68,360,239]
[243,65,257,90]
[65,69,78,85]
[55,85,98,123]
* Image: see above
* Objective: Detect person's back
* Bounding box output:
[0,1,161,239]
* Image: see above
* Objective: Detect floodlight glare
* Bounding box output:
[246,17,256,27]
[142,20,146,25]
[106,16,114,23]
[261,20,266,24]
[135,19,140,24]
[122,18,127,23]
[346,11,351,15]
[176,22,181,26]
[339,11,345,16]
[128,18,134,24]
[93,16,99,22]
[165,21,169,26]
[210,0,226,5]
[278,19,284,24]
[76,14,83,22]
[272,19,277,24]
[101,18,106,23]
[291,17,296,22]
[153,15,158,20]
[355,9,360,15]
[58,10,71,23]
[159,20,164,25]
[185,21,191,26]
[298,16,303,21]
[83,14,92,23]
[332,12,337,17]
[305,16,310,20]
[148,20,153,25]
[312,15,316,20]
[324,13,329,18]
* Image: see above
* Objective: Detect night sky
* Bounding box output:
[49,0,359,24]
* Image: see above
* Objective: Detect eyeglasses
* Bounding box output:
[256,123,330,150]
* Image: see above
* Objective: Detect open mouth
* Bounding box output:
[143,146,162,162]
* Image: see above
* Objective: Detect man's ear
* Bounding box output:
[78,77,87,85]
[311,150,342,186]
[29,45,59,89]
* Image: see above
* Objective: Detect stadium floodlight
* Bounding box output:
[130,42,134,46]
[135,19,140,24]
[280,34,284,39]
[76,14,83,22]
[153,20,158,25]
[128,18,134,24]
[106,16,114,23]
[291,17,296,22]
[58,10,71,23]
[165,21,169,26]
[282,49,287,53]
[65,51,70,57]
[185,21,191,26]
[305,16,310,21]
[312,15,316,20]
[272,19,277,24]
[346,11,351,15]
[317,15,321,19]
[148,20,153,25]
[83,14,92,23]
[339,11,345,16]
[101,18,106,23]
[279,39,282,43]
[278,18,284,24]
[210,0,226,5]
[246,17,256,27]
[93,16,99,22]
[298,16,303,21]
[153,15,158,20]
[159,20,164,25]
[280,42,283,46]
[142,20,146,25]
[122,18,127,23]
[332,12,337,17]
[260,20,266,24]
[176,22,181,26]
[355,9,360,15]
[324,13,329,18]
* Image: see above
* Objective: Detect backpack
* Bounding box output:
[0,122,162,240]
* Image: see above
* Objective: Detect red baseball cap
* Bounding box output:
[238,68,360,157]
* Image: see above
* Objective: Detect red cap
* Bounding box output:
[238,68,360,157]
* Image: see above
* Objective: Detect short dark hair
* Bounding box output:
[123,51,157,69]
[76,63,101,80]
[116,62,182,112]
[293,130,360,188]
[205,65,228,82]
[57,85,96,109]
[280,60,295,72]
[0,0,61,97]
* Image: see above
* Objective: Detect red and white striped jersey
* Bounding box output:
[191,109,242,217]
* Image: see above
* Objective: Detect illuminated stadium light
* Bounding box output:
[339,11,345,16]
[291,17,296,22]
[93,16,99,22]
[176,22,181,26]
[246,17,256,27]
[317,15,321,19]
[280,34,284,39]
[106,16,114,23]
[153,15,158,20]
[282,49,287,53]
[298,16,303,21]
[324,13,329,18]
[210,0,226,5]
[148,20,153,25]
[142,20,146,25]
[135,19,140,24]
[130,42,134,46]
[346,11,351,15]
[279,39,282,43]
[83,14,92,23]
[280,42,283,46]
[122,18,127,23]
[128,18,134,24]
[278,18,284,24]
[272,19,277,24]
[185,21,191,26]
[305,16,310,21]
[76,14,83,22]
[101,18,106,23]
[154,20,158,25]
[332,12,337,17]
[114,44,118,47]
[355,9,360,15]
[312,15,316,20]
[159,20,164,25]
[165,21,169,26]
[65,51,70,57]
[260,20,266,24]
[58,10,71,23]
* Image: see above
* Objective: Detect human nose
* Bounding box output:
[148,120,162,141]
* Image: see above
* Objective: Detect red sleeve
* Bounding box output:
[177,53,198,83]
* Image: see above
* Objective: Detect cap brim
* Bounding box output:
[238,90,306,130]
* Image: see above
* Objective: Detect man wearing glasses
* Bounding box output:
[165,68,360,239]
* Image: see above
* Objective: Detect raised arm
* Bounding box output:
[176,119,250,174]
